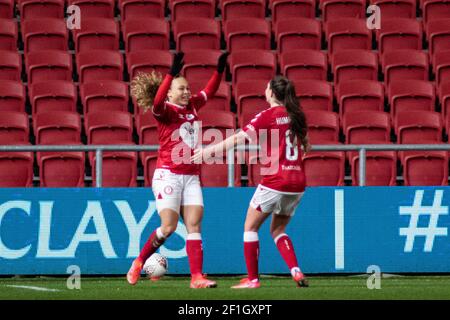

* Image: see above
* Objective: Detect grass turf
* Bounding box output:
[0,275,450,300]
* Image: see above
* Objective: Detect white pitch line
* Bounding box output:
[6,285,61,292]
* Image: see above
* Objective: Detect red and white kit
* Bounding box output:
[151,71,221,213]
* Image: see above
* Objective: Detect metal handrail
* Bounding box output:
[1,144,450,187]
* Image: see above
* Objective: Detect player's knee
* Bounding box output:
[160,224,177,237]
[270,227,286,239]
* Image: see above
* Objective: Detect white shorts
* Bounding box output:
[250,185,303,216]
[152,168,203,214]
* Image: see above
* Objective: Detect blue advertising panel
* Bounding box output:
[0,187,449,275]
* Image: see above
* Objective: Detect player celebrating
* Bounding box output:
[192,76,310,289]
[127,51,229,288]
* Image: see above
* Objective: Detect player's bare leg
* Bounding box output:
[182,205,217,289]
[127,209,178,285]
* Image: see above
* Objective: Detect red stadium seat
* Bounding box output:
[230,50,276,86]
[33,111,81,144]
[224,18,271,52]
[427,19,450,59]
[0,111,29,143]
[0,150,33,187]
[270,0,315,24]
[350,151,397,186]
[72,18,119,53]
[332,50,378,84]
[25,50,72,84]
[275,18,322,53]
[170,0,215,22]
[38,151,85,187]
[182,50,223,83]
[189,81,231,111]
[234,80,270,116]
[382,50,429,86]
[199,109,236,142]
[303,151,345,186]
[91,149,138,187]
[0,80,26,112]
[221,0,265,21]
[388,80,435,119]
[80,81,129,114]
[0,0,14,18]
[280,50,328,81]
[395,111,442,144]
[119,0,165,21]
[123,18,170,52]
[173,18,221,51]
[29,81,77,115]
[336,80,384,118]
[0,50,21,81]
[439,81,450,132]
[22,18,68,53]
[18,0,65,20]
[320,0,366,22]
[343,111,391,144]
[423,0,450,25]
[304,110,340,143]
[377,18,423,56]
[325,18,372,55]
[293,80,333,112]
[369,0,416,19]
[67,0,115,18]
[142,153,158,186]
[85,111,133,144]
[76,50,124,83]
[135,112,158,150]
[433,50,450,86]
[0,18,17,51]
[126,49,172,79]
[402,151,448,186]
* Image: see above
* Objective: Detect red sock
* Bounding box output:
[186,233,203,277]
[275,234,299,271]
[138,228,166,263]
[244,232,259,281]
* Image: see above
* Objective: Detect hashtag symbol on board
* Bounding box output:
[399,190,448,252]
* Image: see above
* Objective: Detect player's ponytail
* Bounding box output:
[130,71,163,113]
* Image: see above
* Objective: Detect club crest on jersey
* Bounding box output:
[186,114,195,121]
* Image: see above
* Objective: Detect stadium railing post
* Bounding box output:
[359,148,366,187]
[96,149,103,188]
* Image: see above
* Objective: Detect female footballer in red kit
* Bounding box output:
[127,51,229,288]
[192,76,310,289]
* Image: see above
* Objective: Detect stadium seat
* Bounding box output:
[303,151,345,186]
[382,50,429,86]
[0,150,34,187]
[189,81,231,111]
[395,111,442,144]
[304,110,340,143]
[293,80,333,112]
[173,18,221,51]
[350,151,397,186]
[0,0,14,18]
[426,19,450,59]
[224,18,271,52]
[234,80,270,116]
[325,18,372,55]
[0,80,26,112]
[439,81,450,133]
[33,111,81,144]
[336,80,384,118]
[402,151,448,186]
[332,50,378,84]
[220,0,265,21]
[423,0,450,25]
[126,49,172,80]
[0,18,17,51]
[170,0,215,22]
[320,0,366,22]
[433,50,450,86]
[369,0,416,19]
[22,18,68,53]
[122,18,169,52]
[76,50,124,83]
[72,18,119,53]
[275,18,322,53]
[0,50,21,81]
[85,111,133,144]
[280,50,328,81]
[230,50,276,86]
[80,81,129,114]
[135,112,159,150]
[142,153,158,186]
[18,0,65,20]
[377,19,423,56]
[29,81,77,115]
[343,111,391,144]
[181,50,223,83]
[388,80,436,120]
[38,151,85,187]
[67,0,115,18]
[119,0,165,21]
[269,0,315,24]
[91,149,138,187]
[199,109,236,141]
[0,111,29,143]
[25,50,72,84]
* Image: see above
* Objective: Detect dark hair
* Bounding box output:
[269,76,310,153]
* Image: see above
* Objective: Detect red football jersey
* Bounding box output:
[243,106,306,193]
[152,71,222,175]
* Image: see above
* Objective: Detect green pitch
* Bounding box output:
[1,275,450,300]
